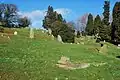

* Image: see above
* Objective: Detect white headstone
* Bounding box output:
[77,43,79,44]
[118,44,120,47]
[14,31,17,35]
[55,78,58,80]
[8,36,10,39]
[74,30,77,36]
[30,28,34,39]
[104,40,106,43]
[48,28,52,35]
[42,31,44,33]
[57,35,62,43]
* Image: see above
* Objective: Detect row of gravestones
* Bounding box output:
[29,28,120,47]
[29,28,63,43]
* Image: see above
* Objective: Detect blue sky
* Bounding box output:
[0,0,118,28]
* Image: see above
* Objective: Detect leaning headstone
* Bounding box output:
[57,35,62,43]
[48,28,52,35]
[14,31,17,35]
[30,28,34,39]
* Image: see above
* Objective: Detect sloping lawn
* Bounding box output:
[0,28,120,80]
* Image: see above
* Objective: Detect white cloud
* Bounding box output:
[55,8,71,16]
[19,8,71,28]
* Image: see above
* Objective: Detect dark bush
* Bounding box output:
[0,27,4,33]
[96,38,101,43]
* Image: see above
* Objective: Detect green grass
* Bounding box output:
[0,28,120,80]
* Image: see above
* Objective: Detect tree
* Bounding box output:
[111,2,120,43]
[85,13,94,36]
[43,6,60,29]
[99,0,111,41]
[99,25,111,41]
[19,17,31,27]
[51,21,75,43]
[94,15,102,35]
[43,6,74,43]
[0,3,19,27]
[102,0,110,26]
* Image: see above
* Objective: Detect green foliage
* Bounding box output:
[85,13,94,36]
[43,6,64,29]
[99,25,111,41]
[102,1,110,26]
[94,15,102,35]
[111,2,120,43]
[51,21,75,43]
[43,6,74,43]
[19,17,31,27]
[99,1,111,41]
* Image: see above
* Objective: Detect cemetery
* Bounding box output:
[0,28,119,80]
[0,0,120,80]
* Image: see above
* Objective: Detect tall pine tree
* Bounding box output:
[43,6,75,43]
[100,0,111,41]
[111,2,120,44]
[103,0,110,26]
[94,15,102,35]
[85,13,94,36]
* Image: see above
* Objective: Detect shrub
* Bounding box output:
[96,38,101,43]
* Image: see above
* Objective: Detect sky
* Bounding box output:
[0,0,118,28]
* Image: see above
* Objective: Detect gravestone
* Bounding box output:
[48,28,52,35]
[42,30,44,33]
[104,40,106,43]
[117,44,120,49]
[8,36,10,39]
[30,28,34,39]
[57,35,63,43]
[77,43,79,44]
[99,44,108,54]
[56,56,90,70]
[51,35,54,40]
[58,56,70,65]
[74,30,77,36]
[14,31,17,35]
[118,44,120,47]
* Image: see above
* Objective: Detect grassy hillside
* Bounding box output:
[0,28,120,80]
